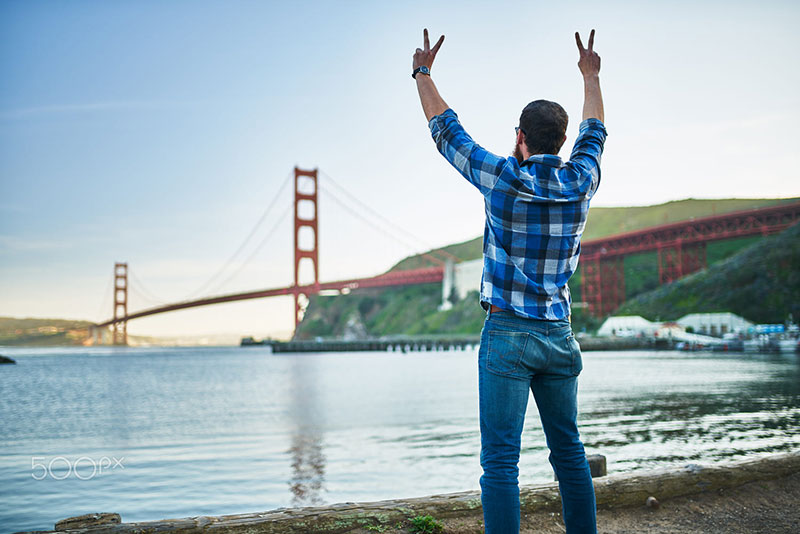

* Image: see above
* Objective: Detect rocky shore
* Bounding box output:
[24,452,799,534]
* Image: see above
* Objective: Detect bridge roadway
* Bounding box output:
[94,266,444,329]
[581,201,800,259]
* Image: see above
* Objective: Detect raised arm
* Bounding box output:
[575,29,604,123]
[411,29,507,195]
[413,29,448,121]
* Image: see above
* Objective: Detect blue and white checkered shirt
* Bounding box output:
[429,109,607,320]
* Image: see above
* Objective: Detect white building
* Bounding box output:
[597,316,660,337]
[676,313,753,337]
[440,258,483,310]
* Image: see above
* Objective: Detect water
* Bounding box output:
[0,346,798,533]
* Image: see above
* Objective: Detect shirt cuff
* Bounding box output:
[579,118,607,135]
[428,108,458,134]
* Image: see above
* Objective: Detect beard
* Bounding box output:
[512,144,525,164]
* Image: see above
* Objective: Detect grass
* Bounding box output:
[409,515,444,534]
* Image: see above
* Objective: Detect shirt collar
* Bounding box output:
[523,154,565,168]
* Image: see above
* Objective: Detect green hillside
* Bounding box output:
[295,285,486,340]
[389,198,797,271]
[0,317,93,346]
[614,222,800,324]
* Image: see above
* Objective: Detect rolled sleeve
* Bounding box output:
[566,118,608,199]
[429,108,506,196]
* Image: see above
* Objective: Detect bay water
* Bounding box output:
[1,346,798,533]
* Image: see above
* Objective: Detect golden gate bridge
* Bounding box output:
[92,167,800,345]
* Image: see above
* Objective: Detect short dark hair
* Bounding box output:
[519,100,569,155]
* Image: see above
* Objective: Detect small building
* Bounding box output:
[676,313,753,337]
[440,258,483,310]
[597,316,659,337]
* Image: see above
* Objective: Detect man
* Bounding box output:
[412,29,606,534]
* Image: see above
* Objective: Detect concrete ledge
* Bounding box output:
[24,452,800,534]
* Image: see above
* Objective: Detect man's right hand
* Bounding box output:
[413,28,445,72]
[575,29,601,78]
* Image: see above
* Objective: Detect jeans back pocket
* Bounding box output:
[566,334,583,376]
[487,330,529,379]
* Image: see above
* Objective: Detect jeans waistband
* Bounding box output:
[487,307,571,333]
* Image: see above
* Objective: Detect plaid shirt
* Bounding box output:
[429,109,607,320]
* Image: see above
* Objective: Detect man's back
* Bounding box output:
[428,109,607,320]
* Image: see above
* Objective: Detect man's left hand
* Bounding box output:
[413,28,445,71]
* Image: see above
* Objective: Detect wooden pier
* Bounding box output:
[241,336,480,353]
[241,335,676,353]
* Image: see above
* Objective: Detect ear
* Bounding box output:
[517,129,526,146]
[563,134,567,144]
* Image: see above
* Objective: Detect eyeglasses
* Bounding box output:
[515,126,527,136]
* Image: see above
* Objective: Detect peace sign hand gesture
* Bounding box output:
[575,29,601,78]
[413,28,445,71]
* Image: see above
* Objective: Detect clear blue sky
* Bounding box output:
[1,0,799,340]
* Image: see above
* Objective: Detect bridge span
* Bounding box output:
[95,266,443,330]
[94,166,800,344]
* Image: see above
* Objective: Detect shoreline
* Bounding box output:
[26,452,800,534]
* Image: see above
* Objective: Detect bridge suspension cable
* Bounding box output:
[319,184,441,265]
[128,272,170,307]
[319,170,462,264]
[129,271,170,304]
[202,203,293,296]
[93,273,114,323]
[172,170,294,302]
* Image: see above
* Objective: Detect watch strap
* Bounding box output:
[412,66,431,79]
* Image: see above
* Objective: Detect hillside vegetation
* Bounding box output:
[389,198,797,271]
[0,317,93,346]
[295,285,487,340]
[615,222,800,324]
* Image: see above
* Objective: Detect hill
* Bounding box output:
[295,284,488,341]
[389,198,797,271]
[614,222,800,324]
[0,317,93,346]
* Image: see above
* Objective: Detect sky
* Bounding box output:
[1,0,799,341]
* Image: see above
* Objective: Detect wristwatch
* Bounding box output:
[412,65,431,79]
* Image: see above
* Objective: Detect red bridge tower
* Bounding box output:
[293,167,319,328]
[113,262,128,345]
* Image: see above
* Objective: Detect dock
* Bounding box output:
[241,335,674,353]
[242,336,480,353]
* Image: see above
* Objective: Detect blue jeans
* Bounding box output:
[478,309,596,534]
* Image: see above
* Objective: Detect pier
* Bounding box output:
[242,336,480,353]
[241,335,681,353]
